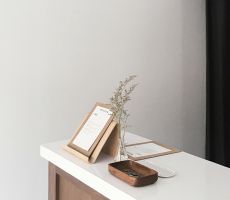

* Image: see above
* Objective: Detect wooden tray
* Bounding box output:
[108,160,158,187]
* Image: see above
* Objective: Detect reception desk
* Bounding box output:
[40,133,230,200]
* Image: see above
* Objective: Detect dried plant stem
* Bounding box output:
[110,75,138,161]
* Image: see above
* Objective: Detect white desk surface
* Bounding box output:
[40,132,230,200]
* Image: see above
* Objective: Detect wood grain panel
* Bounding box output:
[49,163,57,200]
[49,162,108,200]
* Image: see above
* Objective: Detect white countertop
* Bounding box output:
[40,133,230,200]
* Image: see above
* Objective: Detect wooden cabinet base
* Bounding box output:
[48,162,108,200]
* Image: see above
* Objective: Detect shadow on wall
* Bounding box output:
[180,0,206,157]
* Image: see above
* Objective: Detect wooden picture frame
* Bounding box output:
[126,141,181,161]
[68,102,114,157]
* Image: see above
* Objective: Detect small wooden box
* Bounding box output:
[108,160,158,187]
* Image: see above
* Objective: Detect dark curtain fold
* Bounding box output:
[206,0,230,167]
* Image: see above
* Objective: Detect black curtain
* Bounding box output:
[206,0,230,167]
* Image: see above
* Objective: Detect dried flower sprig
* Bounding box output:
[110,75,138,159]
[110,75,138,128]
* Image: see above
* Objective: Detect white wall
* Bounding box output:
[0,0,206,199]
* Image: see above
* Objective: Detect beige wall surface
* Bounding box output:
[0,0,205,199]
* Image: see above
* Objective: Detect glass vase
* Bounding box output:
[114,124,128,162]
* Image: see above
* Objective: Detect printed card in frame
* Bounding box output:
[126,141,181,161]
[68,102,114,157]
